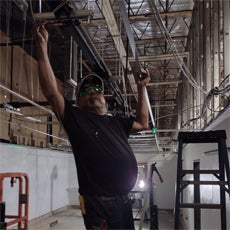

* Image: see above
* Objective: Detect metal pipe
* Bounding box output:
[0,84,54,115]
[39,0,42,13]
[0,118,68,143]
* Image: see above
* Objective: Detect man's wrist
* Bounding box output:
[36,47,48,60]
[137,84,146,91]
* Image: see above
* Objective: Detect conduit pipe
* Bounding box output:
[0,84,54,115]
[0,118,68,143]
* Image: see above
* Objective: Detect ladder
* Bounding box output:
[174,130,230,229]
[0,172,29,230]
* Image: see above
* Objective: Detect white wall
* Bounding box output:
[133,153,177,210]
[152,154,177,209]
[0,144,78,221]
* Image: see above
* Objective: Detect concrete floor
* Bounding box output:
[28,206,175,230]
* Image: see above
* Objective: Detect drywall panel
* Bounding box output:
[152,155,177,209]
[0,143,78,222]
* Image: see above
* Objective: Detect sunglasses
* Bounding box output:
[79,85,103,97]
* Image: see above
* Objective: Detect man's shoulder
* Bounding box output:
[64,98,79,109]
[63,98,83,117]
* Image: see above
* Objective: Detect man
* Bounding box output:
[34,23,150,230]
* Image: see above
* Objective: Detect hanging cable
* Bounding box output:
[182,80,230,127]
[0,116,69,144]
[18,11,28,95]
[149,0,207,95]
[4,0,12,87]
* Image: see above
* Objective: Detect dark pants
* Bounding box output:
[79,195,135,230]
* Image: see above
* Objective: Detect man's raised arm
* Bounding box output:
[34,24,64,117]
[131,69,150,133]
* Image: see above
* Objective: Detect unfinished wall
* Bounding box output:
[182,0,230,130]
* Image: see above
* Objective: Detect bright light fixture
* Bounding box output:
[138,180,145,188]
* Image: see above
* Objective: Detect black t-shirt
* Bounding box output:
[61,98,138,196]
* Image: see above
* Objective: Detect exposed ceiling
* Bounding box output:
[0,0,195,157]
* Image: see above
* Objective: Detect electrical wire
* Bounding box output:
[149,0,207,95]
[182,82,230,127]
[148,1,230,128]
[155,112,178,121]
[18,11,28,95]
[206,95,229,113]
[219,73,230,87]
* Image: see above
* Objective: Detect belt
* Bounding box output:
[98,195,129,201]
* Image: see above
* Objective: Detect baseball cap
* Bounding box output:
[76,74,104,99]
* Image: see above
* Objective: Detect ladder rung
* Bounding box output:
[180,203,222,209]
[181,170,220,174]
[180,180,228,185]
[178,130,226,143]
